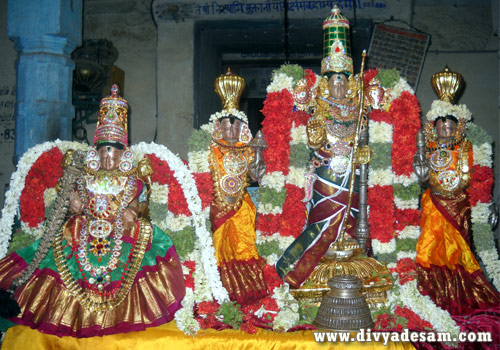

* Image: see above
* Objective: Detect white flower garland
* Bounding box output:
[209,108,248,124]
[368,168,393,187]
[426,100,472,121]
[0,140,88,259]
[266,72,294,94]
[271,284,300,332]
[260,171,286,192]
[132,142,229,304]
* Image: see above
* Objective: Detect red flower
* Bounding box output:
[369,109,392,124]
[263,264,283,293]
[183,260,196,290]
[197,301,220,315]
[394,306,433,331]
[468,165,493,206]
[395,208,421,231]
[256,213,282,234]
[20,147,64,227]
[147,154,191,216]
[304,69,317,89]
[363,69,378,86]
[390,257,417,285]
[375,313,393,330]
[279,184,307,238]
[367,185,395,243]
[390,92,421,176]
[193,172,213,209]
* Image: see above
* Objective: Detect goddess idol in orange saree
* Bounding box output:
[208,70,268,306]
[413,68,499,316]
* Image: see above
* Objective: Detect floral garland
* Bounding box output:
[0,140,230,328]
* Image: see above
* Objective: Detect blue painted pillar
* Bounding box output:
[7,0,82,161]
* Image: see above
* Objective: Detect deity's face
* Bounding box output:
[98,144,124,171]
[220,117,242,144]
[328,73,348,99]
[435,118,457,141]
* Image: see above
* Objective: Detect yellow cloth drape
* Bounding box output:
[212,193,259,264]
[416,189,480,274]
[3,322,416,350]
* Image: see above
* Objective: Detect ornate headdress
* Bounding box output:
[209,68,249,124]
[321,5,353,75]
[426,67,471,121]
[94,84,129,145]
[210,69,251,143]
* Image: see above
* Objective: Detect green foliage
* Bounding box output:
[168,225,196,260]
[466,123,492,146]
[472,223,493,252]
[396,238,417,252]
[273,64,304,84]
[289,144,311,168]
[376,68,401,89]
[258,187,287,208]
[370,143,393,170]
[150,202,169,227]
[393,183,422,201]
[257,240,281,257]
[217,301,243,329]
[373,252,398,265]
[298,301,319,325]
[188,128,212,153]
[7,229,36,255]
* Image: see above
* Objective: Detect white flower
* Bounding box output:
[471,202,490,224]
[394,196,419,210]
[43,188,57,208]
[393,173,418,186]
[261,171,286,191]
[265,253,279,265]
[290,124,307,145]
[257,202,282,215]
[285,167,306,188]
[369,121,393,143]
[472,143,492,167]
[397,226,420,240]
[388,78,414,102]
[478,249,500,291]
[271,284,300,332]
[396,250,417,260]
[267,73,294,93]
[368,168,393,186]
[174,288,201,335]
[187,150,210,173]
[426,100,471,121]
[371,239,396,255]
[399,280,460,341]
[209,109,248,124]
[150,183,169,205]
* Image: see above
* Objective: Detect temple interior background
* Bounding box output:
[0,0,498,239]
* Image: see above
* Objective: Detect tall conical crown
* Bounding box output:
[321,5,353,75]
[214,68,245,111]
[94,84,129,145]
[431,66,464,103]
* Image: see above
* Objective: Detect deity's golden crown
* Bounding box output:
[214,68,246,112]
[94,84,129,145]
[431,66,464,104]
[426,67,471,121]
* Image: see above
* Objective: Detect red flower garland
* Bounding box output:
[147,154,191,216]
[395,209,421,232]
[279,184,307,238]
[193,172,213,210]
[389,257,417,285]
[390,91,421,176]
[468,165,493,206]
[367,185,396,243]
[394,306,433,330]
[304,69,317,89]
[20,147,63,227]
[369,109,392,124]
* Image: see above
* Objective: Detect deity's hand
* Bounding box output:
[413,153,430,183]
[123,207,138,231]
[249,152,266,183]
[69,190,84,214]
[306,117,326,149]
